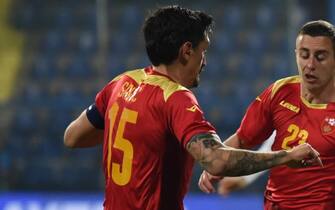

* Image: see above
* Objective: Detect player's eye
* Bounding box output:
[315,53,326,61]
[299,51,309,59]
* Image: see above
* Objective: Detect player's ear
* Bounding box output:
[179,41,193,64]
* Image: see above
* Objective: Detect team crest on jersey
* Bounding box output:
[321,116,335,134]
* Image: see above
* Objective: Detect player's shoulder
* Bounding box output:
[270,75,300,98]
[144,74,189,102]
[111,68,190,101]
[111,68,146,83]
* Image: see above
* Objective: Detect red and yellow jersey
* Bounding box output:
[237,76,335,209]
[94,66,216,210]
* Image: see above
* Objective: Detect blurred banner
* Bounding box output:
[0,192,263,210]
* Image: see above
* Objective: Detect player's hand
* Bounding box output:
[286,143,323,168]
[217,177,248,196]
[198,170,222,193]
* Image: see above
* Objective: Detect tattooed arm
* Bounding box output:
[186,133,322,176]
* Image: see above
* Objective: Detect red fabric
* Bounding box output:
[238,77,335,209]
[95,67,216,210]
[264,196,335,210]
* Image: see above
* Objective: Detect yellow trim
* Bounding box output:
[145,75,188,101]
[117,69,188,101]
[271,76,300,98]
[112,68,147,84]
[300,96,327,109]
[112,69,146,84]
[269,75,328,109]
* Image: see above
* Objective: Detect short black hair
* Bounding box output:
[143,5,214,66]
[299,20,335,52]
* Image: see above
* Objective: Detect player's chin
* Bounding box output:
[193,77,200,88]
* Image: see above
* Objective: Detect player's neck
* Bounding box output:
[152,64,184,85]
[301,81,335,104]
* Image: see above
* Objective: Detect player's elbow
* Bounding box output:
[64,133,74,148]
[63,124,78,148]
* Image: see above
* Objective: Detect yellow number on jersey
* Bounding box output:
[281,124,308,149]
[107,103,138,186]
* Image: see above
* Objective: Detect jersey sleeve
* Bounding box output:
[89,81,114,129]
[166,90,216,148]
[95,85,108,116]
[236,84,275,148]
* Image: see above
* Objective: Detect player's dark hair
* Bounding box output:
[143,5,214,66]
[299,20,335,53]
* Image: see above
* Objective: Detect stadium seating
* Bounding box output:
[1,0,309,192]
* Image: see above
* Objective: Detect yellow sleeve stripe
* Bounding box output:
[271,76,300,98]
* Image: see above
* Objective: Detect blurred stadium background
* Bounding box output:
[0,0,331,209]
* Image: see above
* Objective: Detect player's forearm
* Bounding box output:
[187,133,289,177]
[203,148,288,176]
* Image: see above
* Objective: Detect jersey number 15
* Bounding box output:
[107,103,138,186]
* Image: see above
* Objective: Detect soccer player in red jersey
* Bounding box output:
[64,7,322,210]
[199,20,335,210]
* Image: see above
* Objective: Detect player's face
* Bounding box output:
[295,34,335,92]
[185,35,209,88]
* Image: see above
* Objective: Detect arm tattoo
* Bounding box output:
[187,133,224,166]
[187,133,288,176]
[187,133,222,150]
[224,149,287,176]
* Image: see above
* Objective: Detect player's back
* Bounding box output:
[98,67,196,210]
